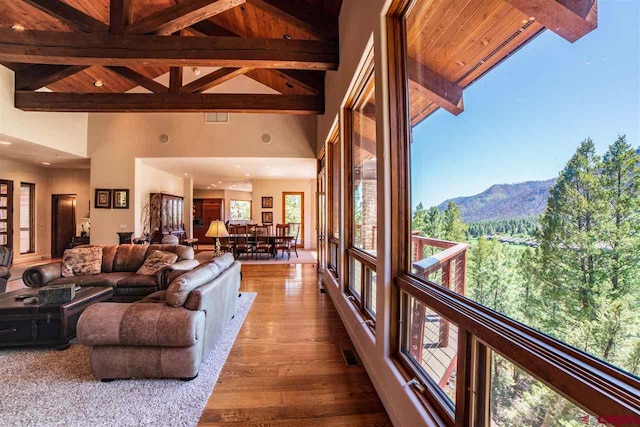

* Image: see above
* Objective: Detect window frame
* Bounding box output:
[344,49,378,328]
[327,125,341,279]
[20,182,35,254]
[229,199,252,221]
[385,0,640,424]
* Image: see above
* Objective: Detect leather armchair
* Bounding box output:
[0,246,13,294]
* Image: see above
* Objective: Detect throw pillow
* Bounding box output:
[61,247,104,277]
[136,250,178,275]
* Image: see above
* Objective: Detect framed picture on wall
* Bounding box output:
[262,196,273,208]
[262,211,273,224]
[113,189,130,209]
[95,189,112,209]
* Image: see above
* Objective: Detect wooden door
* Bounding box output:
[0,180,13,248]
[203,199,224,224]
[52,195,76,258]
[283,192,304,248]
[317,165,327,272]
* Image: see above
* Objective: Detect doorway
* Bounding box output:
[0,180,13,248]
[283,192,304,248]
[52,194,76,258]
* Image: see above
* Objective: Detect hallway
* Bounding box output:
[199,264,391,426]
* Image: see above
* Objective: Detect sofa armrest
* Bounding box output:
[22,262,63,288]
[158,259,200,290]
[0,266,10,281]
[77,302,204,347]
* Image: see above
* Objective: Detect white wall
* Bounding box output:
[0,66,88,157]
[0,157,90,263]
[251,179,317,249]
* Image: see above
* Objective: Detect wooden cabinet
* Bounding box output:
[150,193,185,243]
[193,198,224,244]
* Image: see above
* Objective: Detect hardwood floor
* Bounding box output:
[199,264,392,426]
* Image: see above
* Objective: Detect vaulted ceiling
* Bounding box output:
[0,0,342,113]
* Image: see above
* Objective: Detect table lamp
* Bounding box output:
[205,220,229,257]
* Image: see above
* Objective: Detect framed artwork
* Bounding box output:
[262,211,273,224]
[95,189,112,209]
[113,189,130,209]
[262,196,273,208]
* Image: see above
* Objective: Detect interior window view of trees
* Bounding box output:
[405,0,639,424]
[230,200,251,221]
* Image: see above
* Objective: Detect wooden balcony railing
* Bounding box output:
[409,232,469,387]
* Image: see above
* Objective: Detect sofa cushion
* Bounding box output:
[0,266,10,280]
[142,290,167,303]
[113,245,149,273]
[101,245,118,273]
[147,244,194,261]
[213,253,235,272]
[116,273,158,288]
[166,262,220,307]
[136,250,178,275]
[49,272,132,288]
[61,247,103,277]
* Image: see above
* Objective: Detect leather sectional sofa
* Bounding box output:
[77,253,241,381]
[22,244,198,302]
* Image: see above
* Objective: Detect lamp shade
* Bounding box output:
[205,220,229,238]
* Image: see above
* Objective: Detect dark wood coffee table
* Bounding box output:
[0,286,112,350]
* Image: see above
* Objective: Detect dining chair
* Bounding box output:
[288,222,301,258]
[254,225,273,259]
[274,224,290,260]
[219,236,234,254]
[233,225,251,259]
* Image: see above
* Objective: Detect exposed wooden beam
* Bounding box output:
[407,58,463,116]
[1,63,32,72]
[125,0,246,35]
[169,67,183,93]
[180,67,251,93]
[271,69,324,95]
[109,0,133,35]
[0,29,338,70]
[504,0,597,42]
[246,0,338,40]
[187,23,326,95]
[14,91,324,114]
[21,0,108,33]
[106,66,169,93]
[15,64,88,91]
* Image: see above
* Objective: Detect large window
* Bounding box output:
[20,183,34,254]
[230,200,251,221]
[346,59,378,322]
[328,131,341,277]
[391,0,639,423]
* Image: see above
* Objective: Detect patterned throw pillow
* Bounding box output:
[61,247,104,277]
[136,250,178,275]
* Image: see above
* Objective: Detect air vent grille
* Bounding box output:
[340,348,362,367]
[205,112,229,123]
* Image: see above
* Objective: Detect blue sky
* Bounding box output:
[411,0,640,209]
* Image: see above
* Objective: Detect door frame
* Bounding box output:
[0,179,14,249]
[51,194,77,258]
[282,191,304,248]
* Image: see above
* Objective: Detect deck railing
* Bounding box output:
[409,232,469,388]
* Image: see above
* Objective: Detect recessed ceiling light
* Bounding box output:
[0,141,12,146]
[236,165,240,168]
[283,34,292,40]
[192,67,201,76]
[207,186,210,189]
[245,173,250,177]
[94,80,104,87]
[42,162,51,166]
[213,185,217,187]
[184,173,188,176]
[11,24,25,31]
[218,181,222,184]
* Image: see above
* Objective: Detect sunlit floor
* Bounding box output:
[199,264,392,426]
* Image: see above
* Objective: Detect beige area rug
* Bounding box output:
[196,248,318,265]
[0,293,256,427]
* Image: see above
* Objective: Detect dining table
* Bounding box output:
[226,233,296,258]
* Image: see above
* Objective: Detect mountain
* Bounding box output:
[437,179,555,223]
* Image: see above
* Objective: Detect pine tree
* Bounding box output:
[425,206,443,239]
[442,202,468,242]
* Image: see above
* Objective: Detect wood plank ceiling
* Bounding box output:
[0,0,342,113]
[0,0,595,114]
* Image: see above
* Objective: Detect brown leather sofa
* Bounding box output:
[77,254,241,381]
[22,244,198,302]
